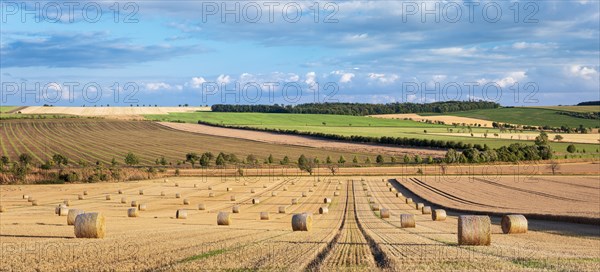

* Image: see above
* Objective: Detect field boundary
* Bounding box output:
[390,178,600,225]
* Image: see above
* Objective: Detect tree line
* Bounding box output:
[211,101,500,115]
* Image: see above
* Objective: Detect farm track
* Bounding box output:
[410,178,500,208]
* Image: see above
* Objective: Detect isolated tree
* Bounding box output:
[535,132,549,146]
[313,157,320,164]
[403,154,411,164]
[186,152,199,168]
[328,164,339,175]
[280,156,290,165]
[548,161,560,175]
[199,153,211,167]
[364,157,371,164]
[158,156,167,166]
[567,144,576,153]
[326,156,332,164]
[18,153,32,166]
[52,154,68,168]
[297,154,314,174]
[553,135,563,142]
[124,152,139,166]
[216,152,226,166]
[111,157,118,167]
[352,156,359,164]
[338,155,346,164]
[427,156,434,164]
[246,154,258,165]
[414,154,422,164]
[376,155,384,164]
[267,154,274,164]
[390,156,397,163]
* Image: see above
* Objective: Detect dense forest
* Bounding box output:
[211,101,500,115]
[577,101,600,106]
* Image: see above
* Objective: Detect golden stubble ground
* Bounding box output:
[0,175,598,271]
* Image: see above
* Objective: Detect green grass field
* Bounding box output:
[0,106,17,113]
[528,106,600,113]
[145,112,599,153]
[422,107,599,128]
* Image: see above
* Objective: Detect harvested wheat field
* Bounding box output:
[0,119,377,166]
[394,175,600,221]
[369,113,496,127]
[17,106,210,116]
[159,122,446,157]
[1,176,599,271]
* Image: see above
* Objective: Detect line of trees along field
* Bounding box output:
[211,101,500,115]
[196,120,554,163]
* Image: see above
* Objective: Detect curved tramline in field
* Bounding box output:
[392,175,600,223]
[0,119,379,166]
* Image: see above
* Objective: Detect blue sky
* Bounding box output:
[1,0,599,107]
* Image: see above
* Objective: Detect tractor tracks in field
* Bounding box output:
[306,180,388,271]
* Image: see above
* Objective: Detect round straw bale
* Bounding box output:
[292,181,296,185]
[252,198,260,204]
[335,186,340,190]
[380,208,390,218]
[319,207,328,214]
[501,214,528,234]
[78,195,84,200]
[175,183,179,187]
[32,200,38,206]
[371,204,380,211]
[415,203,424,210]
[198,203,206,210]
[175,193,181,198]
[209,192,214,197]
[208,186,213,190]
[164,179,169,183]
[121,197,127,204]
[422,206,432,215]
[23,195,29,199]
[334,192,340,196]
[386,183,390,187]
[194,184,197,188]
[83,191,88,196]
[138,204,147,211]
[58,207,69,216]
[406,198,413,204]
[458,215,491,246]
[105,195,111,200]
[128,208,139,217]
[302,192,308,197]
[272,191,278,196]
[396,192,402,197]
[283,186,288,191]
[323,198,332,204]
[291,213,313,231]
[338,181,342,184]
[291,198,298,205]
[139,190,144,195]
[183,198,190,205]
[131,200,138,207]
[368,198,375,203]
[260,212,269,220]
[27,196,34,202]
[251,189,256,193]
[400,214,415,228]
[243,182,248,186]
[366,192,371,196]
[227,187,232,191]
[74,212,105,239]
[118,189,123,194]
[279,206,287,214]
[432,209,447,221]
[309,188,314,192]
[67,209,85,225]
[230,195,236,201]
[176,209,187,219]
[0,206,5,213]
[217,212,231,225]
[161,191,165,196]
[263,184,267,188]
[232,205,240,213]
[389,188,396,192]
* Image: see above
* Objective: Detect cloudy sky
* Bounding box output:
[1,0,598,106]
